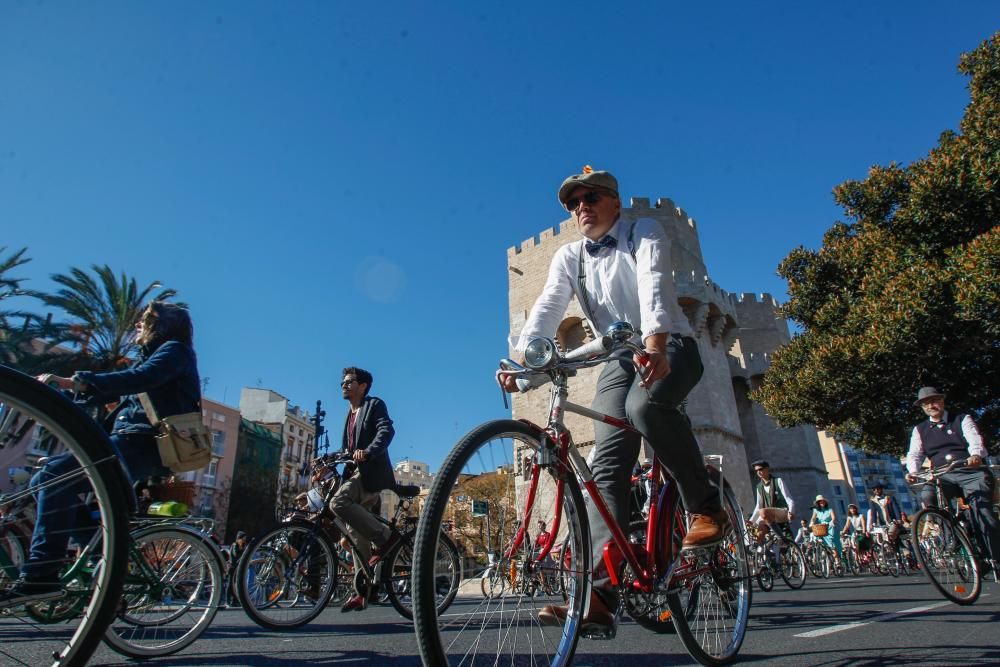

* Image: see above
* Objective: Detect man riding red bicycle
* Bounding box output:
[501,166,726,635]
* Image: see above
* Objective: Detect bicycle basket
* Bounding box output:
[811,523,829,537]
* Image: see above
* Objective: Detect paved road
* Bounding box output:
[79,573,998,666]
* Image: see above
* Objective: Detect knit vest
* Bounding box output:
[916,413,971,468]
[756,478,788,509]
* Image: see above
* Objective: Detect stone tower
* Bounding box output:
[729,293,833,511]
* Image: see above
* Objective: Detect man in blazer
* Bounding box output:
[333,366,400,611]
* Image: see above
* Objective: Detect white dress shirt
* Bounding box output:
[906,411,986,473]
[511,217,693,351]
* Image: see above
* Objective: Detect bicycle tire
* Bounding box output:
[0,528,27,587]
[779,542,806,590]
[756,563,774,592]
[666,468,751,666]
[236,522,338,629]
[844,546,860,575]
[385,529,460,620]
[0,364,130,667]
[412,419,590,666]
[103,524,223,657]
[911,508,981,605]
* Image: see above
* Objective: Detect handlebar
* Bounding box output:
[906,458,978,486]
[498,322,647,394]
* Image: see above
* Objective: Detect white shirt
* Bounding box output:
[905,411,986,473]
[511,217,693,351]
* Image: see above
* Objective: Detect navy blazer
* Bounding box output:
[342,395,396,493]
[76,340,201,436]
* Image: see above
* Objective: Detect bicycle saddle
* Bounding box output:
[394,483,421,498]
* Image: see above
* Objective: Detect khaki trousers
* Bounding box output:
[331,471,390,567]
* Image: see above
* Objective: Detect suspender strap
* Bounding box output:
[576,220,638,328]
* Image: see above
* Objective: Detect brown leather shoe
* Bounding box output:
[683,509,731,549]
[538,592,615,634]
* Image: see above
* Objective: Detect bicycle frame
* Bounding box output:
[503,370,718,596]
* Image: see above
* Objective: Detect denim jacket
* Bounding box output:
[75,341,201,436]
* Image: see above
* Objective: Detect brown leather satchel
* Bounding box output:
[137,393,212,473]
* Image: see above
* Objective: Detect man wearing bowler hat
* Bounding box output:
[503,166,725,635]
[905,386,998,569]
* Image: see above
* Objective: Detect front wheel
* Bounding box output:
[385,530,461,620]
[0,365,131,667]
[911,508,981,605]
[756,563,774,592]
[236,522,338,629]
[412,420,591,666]
[779,543,807,590]
[103,525,223,658]
[666,467,752,665]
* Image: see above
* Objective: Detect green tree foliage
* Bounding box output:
[0,246,35,367]
[34,265,178,372]
[0,246,67,373]
[755,33,1000,455]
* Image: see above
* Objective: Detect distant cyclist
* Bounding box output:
[904,386,999,570]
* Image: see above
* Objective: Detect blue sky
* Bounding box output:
[2,2,997,469]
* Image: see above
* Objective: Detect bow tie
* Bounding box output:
[585,235,617,257]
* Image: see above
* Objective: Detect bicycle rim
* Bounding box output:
[387,531,461,620]
[912,509,981,605]
[237,523,337,628]
[103,525,222,657]
[667,472,751,666]
[0,365,130,667]
[412,420,590,666]
[779,543,806,589]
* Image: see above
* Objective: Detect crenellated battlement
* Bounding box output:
[737,292,780,307]
[508,197,700,256]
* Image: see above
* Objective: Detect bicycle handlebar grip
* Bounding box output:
[515,374,549,393]
[563,335,612,362]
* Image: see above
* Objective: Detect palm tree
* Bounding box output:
[0,246,36,368]
[35,265,180,372]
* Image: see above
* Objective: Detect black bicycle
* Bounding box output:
[0,365,130,666]
[908,458,993,605]
[235,453,461,629]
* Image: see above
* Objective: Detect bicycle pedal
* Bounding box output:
[581,623,617,640]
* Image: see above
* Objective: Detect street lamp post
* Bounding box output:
[313,399,327,457]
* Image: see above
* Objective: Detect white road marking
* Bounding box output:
[794,600,954,638]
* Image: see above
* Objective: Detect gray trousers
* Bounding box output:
[586,335,716,590]
[331,472,390,567]
[920,468,1000,562]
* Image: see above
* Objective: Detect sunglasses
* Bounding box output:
[341,379,356,387]
[565,190,607,212]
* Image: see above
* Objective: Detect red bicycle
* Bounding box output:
[411,322,751,666]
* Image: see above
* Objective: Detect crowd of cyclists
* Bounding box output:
[0,166,997,666]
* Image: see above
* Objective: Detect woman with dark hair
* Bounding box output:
[0,301,201,605]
